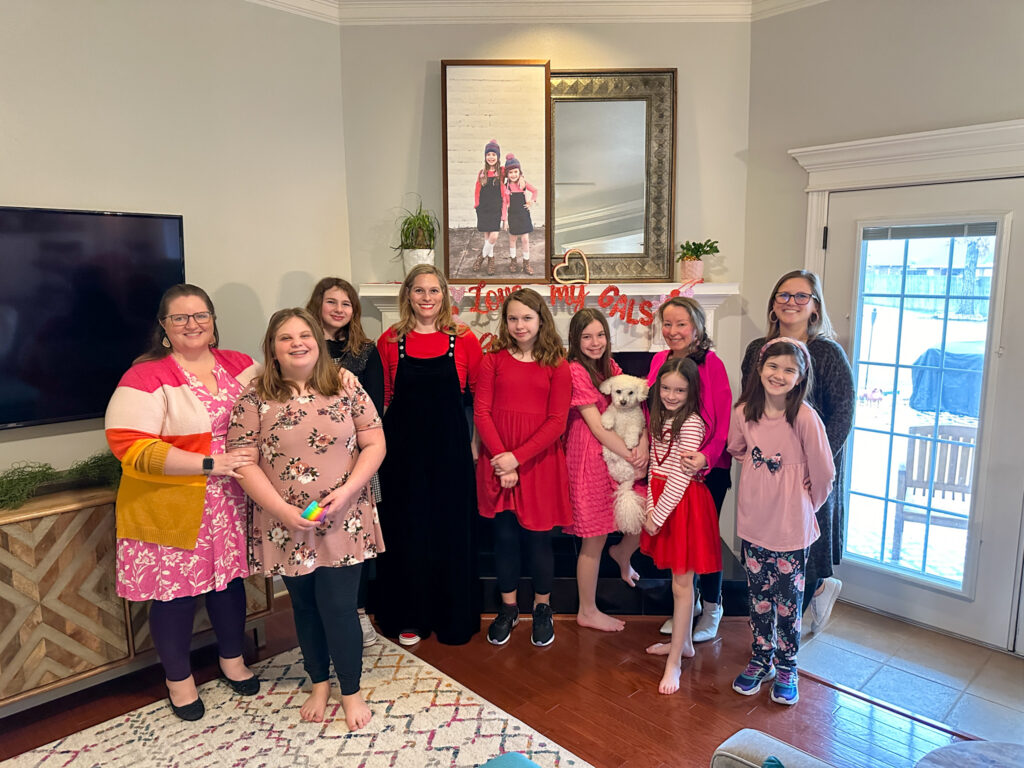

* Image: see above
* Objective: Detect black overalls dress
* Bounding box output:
[372,333,480,645]
[476,174,502,232]
[506,188,534,236]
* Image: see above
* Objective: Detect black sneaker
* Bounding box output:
[488,603,519,645]
[531,603,554,647]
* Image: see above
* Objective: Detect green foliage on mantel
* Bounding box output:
[0,451,121,509]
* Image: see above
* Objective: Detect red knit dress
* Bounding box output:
[474,349,573,531]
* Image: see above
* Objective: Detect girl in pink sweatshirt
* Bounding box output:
[727,337,834,707]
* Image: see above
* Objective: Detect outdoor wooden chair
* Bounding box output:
[890,424,977,560]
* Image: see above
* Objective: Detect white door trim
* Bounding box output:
[789,119,1024,275]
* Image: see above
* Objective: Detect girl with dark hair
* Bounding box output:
[473,139,504,275]
[501,153,538,274]
[740,270,854,634]
[728,338,834,706]
[641,356,722,695]
[306,277,384,647]
[564,308,648,632]
[645,296,733,642]
[476,288,572,647]
[228,308,385,731]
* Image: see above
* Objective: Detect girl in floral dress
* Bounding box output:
[229,308,385,731]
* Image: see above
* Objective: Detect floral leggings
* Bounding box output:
[741,541,807,670]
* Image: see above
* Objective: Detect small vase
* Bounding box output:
[403,249,435,273]
[678,259,704,282]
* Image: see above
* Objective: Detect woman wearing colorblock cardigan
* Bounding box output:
[105,284,262,721]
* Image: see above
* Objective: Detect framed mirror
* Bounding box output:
[550,69,676,282]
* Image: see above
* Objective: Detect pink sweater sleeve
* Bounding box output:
[698,351,732,468]
[798,405,836,510]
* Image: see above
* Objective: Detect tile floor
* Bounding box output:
[800,601,1024,743]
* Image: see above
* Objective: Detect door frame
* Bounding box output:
[790,119,1024,652]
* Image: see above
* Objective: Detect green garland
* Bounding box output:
[0,451,121,510]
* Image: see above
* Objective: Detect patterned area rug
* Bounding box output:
[5,639,591,768]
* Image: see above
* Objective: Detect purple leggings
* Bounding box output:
[147,577,247,682]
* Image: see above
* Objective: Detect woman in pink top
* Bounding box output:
[727,338,834,706]
[645,296,732,641]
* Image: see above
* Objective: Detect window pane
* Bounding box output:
[848,429,891,499]
[905,238,954,297]
[846,493,886,561]
[898,298,948,366]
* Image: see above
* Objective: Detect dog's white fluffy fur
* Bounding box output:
[598,374,650,535]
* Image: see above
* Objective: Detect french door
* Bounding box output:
[823,178,1024,649]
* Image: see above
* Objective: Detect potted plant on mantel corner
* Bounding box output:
[392,199,440,274]
[676,238,719,282]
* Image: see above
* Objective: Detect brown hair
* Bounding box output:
[490,288,565,367]
[764,270,835,341]
[649,356,703,442]
[656,296,713,364]
[737,338,813,426]
[389,264,465,340]
[305,277,369,357]
[254,308,341,402]
[135,283,220,363]
[567,308,613,388]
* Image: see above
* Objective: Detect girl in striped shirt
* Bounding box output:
[640,356,723,694]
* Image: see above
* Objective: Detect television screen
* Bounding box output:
[0,206,185,429]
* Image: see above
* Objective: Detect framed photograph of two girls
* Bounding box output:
[442,60,550,284]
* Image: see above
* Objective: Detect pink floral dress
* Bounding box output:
[116,362,250,601]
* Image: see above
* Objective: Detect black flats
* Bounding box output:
[170,697,206,721]
[221,674,260,696]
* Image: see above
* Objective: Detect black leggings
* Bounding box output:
[697,467,732,604]
[282,564,363,696]
[148,577,247,682]
[494,510,554,596]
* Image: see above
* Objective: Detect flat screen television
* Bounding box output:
[0,206,185,430]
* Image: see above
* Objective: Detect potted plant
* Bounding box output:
[676,238,718,282]
[392,199,440,274]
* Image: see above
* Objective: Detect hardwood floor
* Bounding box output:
[0,609,967,767]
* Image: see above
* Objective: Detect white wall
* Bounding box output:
[743,0,1024,342]
[0,0,349,468]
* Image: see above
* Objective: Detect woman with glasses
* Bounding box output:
[740,270,854,636]
[105,284,261,721]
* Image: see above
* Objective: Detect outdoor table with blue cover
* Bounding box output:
[909,339,984,417]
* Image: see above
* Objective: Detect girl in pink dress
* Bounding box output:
[563,308,648,632]
[475,288,571,648]
[641,357,722,695]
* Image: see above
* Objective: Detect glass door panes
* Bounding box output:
[844,223,994,587]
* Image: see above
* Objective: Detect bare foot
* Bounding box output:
[608,542,640,587]
[219,655,255,682]
[645,641,694,658]
[300,681,330,723]
[576,609,625,632]
[166,676,199,707]
[659,662,682,695]
[341,691,372,731]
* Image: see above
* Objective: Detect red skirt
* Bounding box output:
[640,473,722,575]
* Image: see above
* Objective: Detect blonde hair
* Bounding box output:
[765,270,835,341]
[254,308,341,402]
[389,264,465,339]
[305,277,370,356]
[489,288,565,368]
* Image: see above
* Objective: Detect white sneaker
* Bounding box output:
[357,610,378,647]
[809,577,842,634]
[659,618,673,635]
[692,602,723,643]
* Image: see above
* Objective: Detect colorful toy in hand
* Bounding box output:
[302,500,325,521]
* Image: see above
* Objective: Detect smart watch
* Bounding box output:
[202,456,214,475]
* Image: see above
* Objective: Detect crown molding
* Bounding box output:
[245,0,834,26]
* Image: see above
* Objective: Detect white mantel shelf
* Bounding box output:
[360,281,739,353]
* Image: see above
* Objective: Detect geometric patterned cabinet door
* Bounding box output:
[0,490,128,703]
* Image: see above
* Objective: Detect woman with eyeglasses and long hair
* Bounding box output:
[740,270,854,636]
[105,284,262,721]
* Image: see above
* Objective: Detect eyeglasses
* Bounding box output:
[774,292,814,306]
[164,312,213,326]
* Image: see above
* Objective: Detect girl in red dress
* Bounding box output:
[475,288,572,647]
[641,357,723,694]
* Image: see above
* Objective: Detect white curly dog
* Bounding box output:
[598,374,650,535]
